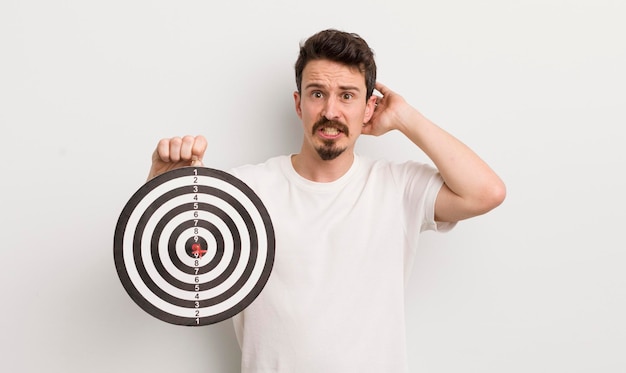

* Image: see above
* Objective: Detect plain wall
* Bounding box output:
[1,0,625,372]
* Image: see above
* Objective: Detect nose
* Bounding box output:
[322,96,340,120]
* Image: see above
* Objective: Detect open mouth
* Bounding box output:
[319,126,343,138]
[313,120,349,139]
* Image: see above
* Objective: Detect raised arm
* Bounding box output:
[147,135,207,180]
[362,82,506,223]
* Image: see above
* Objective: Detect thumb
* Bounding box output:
[190,156,204,167]
[191,135,207,166]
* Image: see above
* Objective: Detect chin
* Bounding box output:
[316,145,347,161]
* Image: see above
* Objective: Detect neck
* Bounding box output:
[291,150,355,183]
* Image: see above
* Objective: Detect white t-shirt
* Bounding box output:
[229,154,454,373]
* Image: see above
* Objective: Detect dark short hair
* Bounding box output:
[295,29,377,100]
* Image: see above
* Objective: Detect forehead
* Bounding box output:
[302,59,366,91]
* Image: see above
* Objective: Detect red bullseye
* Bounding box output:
[192,243,207,258]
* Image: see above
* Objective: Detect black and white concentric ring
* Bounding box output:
[114,167,275,326]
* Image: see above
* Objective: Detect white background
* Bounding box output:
[1,0,625,372]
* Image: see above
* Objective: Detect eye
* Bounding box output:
[341,93,354,100]
[312,91,323,99]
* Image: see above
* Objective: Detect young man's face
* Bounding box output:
[294,59,375,161]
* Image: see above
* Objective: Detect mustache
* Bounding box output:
[312,118,350,136]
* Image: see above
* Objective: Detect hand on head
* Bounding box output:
[148,135,207,180]
[361,82,412,137]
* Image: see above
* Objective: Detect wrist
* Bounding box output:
[395,107,427,136]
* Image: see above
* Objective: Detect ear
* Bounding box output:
[293,91,303,119]
[363,95,377,123]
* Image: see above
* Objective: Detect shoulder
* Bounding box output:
[229,155,289,178]
[357,155,439,183]
[227,155,291,192]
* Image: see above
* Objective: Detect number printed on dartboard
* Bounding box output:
[192,169,200,324]
[113,166,276,326]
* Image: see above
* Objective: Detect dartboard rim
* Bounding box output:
[113,166,275,326]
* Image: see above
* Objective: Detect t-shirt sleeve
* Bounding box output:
[420,172,456,233]
[397,161,456,234]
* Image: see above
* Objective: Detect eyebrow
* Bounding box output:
[304,83,362,92]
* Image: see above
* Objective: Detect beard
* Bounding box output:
[312,118,349,161]
[316,140,347,160]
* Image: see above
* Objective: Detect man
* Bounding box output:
[148,29,505,372]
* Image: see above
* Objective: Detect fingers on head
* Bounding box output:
[374,81,387,94]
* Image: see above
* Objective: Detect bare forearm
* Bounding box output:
[397,109,506,220]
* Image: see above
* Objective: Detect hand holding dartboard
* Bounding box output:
[114,167,275,326]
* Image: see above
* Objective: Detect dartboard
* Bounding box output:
[113,167,275,326]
